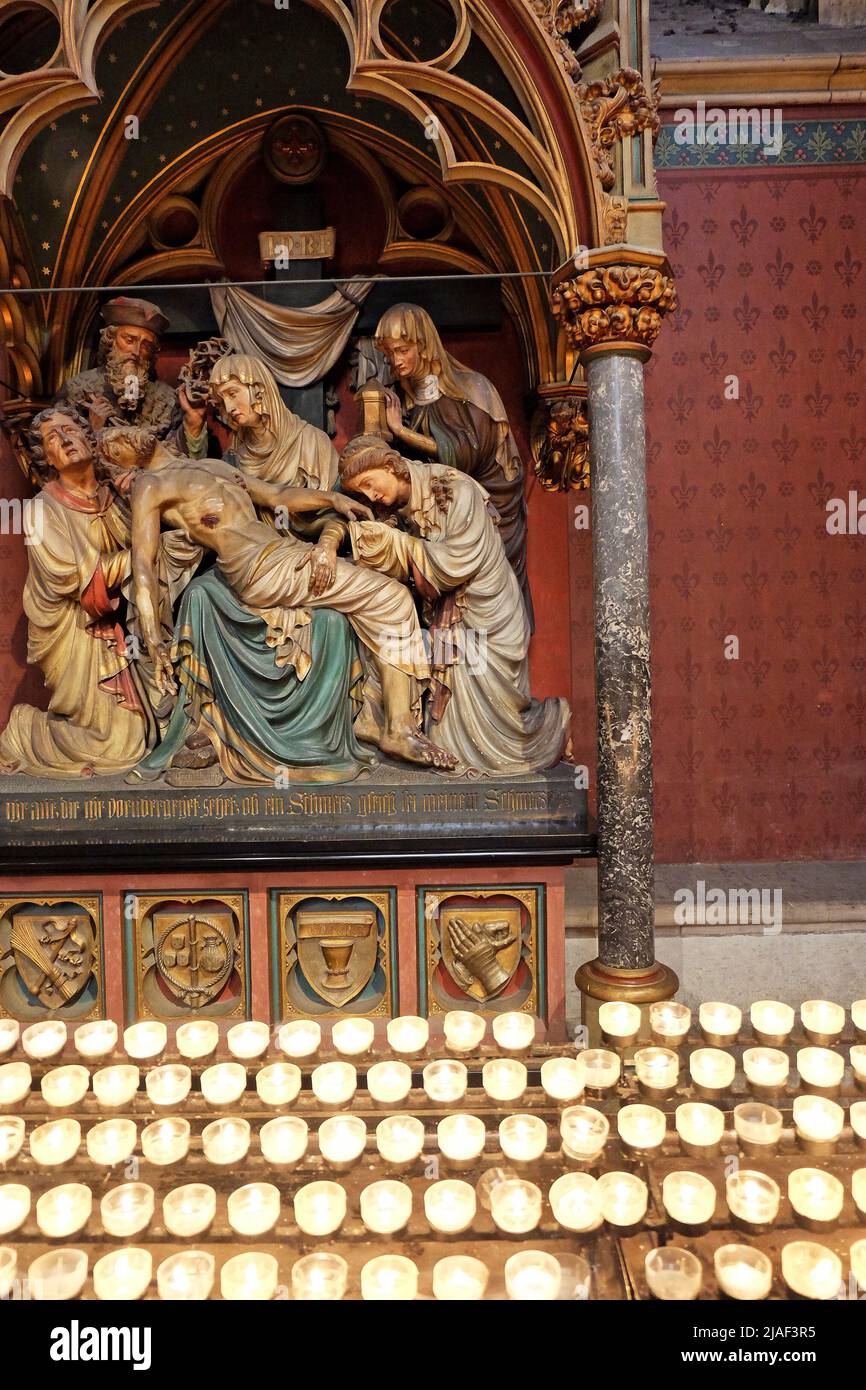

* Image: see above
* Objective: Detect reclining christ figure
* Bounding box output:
[109,430,456,770]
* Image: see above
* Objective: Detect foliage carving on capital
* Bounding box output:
[528,1,601,81]
[551,263,677,355]
[577,66,661,190]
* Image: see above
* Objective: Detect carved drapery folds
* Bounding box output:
[551,254,677,360]
[577,67,661,191]
[529,1,601,80]
[530,385,589,491]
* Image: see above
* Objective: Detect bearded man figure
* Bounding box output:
[55,296,210,456]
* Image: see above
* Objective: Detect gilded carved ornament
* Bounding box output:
[551,262,677,356]
[577,67,661,191]
[528,1,601,80]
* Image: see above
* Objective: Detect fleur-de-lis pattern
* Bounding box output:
[646,168,866,859]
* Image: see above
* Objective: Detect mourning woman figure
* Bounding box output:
[339,436,569,776]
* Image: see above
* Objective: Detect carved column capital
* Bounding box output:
[577,66,661,191]
[551,246,677,362]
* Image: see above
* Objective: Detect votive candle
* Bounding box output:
[0,1246,15,1300]
[645,1246,702,1301]
[726,1169,780,1228]
[278,1020,321,1059]
[699,1002,741,1045]
[598,1171,648,1228]
[793,1095,844,1152]
[140,1117,190,1166]
[201,1117,250,1165]
[221,1252,278,1301]
[781,1241,842,1300]
[540,1056,585,1103]
[145,1064,191,1108]
[256,1062,302,1107]
[548,1172,602,1232]
[424,1178,476,1234]
[317,1114,366,1169]
[376,1114,425,1167]
[0,1062,31,1106]
[853,1000,866,1038]
[200,1062,247,1106]
[788,1167,844,1227]
[482,1058,526,1102]
[361,1255,417,1301]
[733,1102,783,1155]
[227,1021,270,1060]
[851,1046,866,1088]
[93,1064,139,1108]
[743,1047,789,1091]
[490,1178,542,1234]
[0,1020,19,1056]
[36,1182,92,1238]
[850,1101,866,1144]
[30,1117,80,1166]
[41,1064,89,1109]
[750,1000,794,1045]
[598,1001,641,1046]
[291,1252,348,1301]
[175,1021,218,1060]
[689,1048,736,1092]
[123,1022,166,1060]
[94,1248,152,1301]
[433,1255,488,1301]
[74,1019,117,1060]
[360,1179,412,1234]
[311,1061,357,1107]
[294,1180,346,1236]
[714,1244,773,1300]
[438,1113,485,1165]
[504,1250,561,1301]
[0,1116,25,1164]
[366,1060,412,1105]
[157,1250,214,1301]
[100,1182,154,1238]
[617,1103,666,1154]
[227,1182,280,1236]
[662,1171,717,1227]
[797,1047,844,1093]
[491,1012,536,1054]
[163,1183,216,1237]
[634,1047,679,1095]
[851,1167,866,1215]
[560,1105,609,1162]
[581,1049,621,1092]
[331,1017,374,1057]
[29,1248,88,1301]
[443,1010,485,1054]
[259,1115,308,1167]
[675,1102,725,1157]
[387,1015,429,1056]
[801,999,845,1045]
[499,1113,548,1163]
[0,1184,30,1235]
[422,1060,467,1104]
[650,1001,691,1044]
[86,1118,137,1167]
[22,1020,66,1060]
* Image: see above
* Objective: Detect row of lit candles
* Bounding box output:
[0,1013,539,1063]
[606,999,866,1047]
[4,1044,865,1114]
[0,1244,584,1302]
[645,1239,866,1302]
[4,1093,866,1174]
[5,1155,866,1242]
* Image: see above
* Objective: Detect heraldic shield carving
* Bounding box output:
[0,897,103,1020]
[127,894,249,1021]
[420,887,543,1019]
[272,891,397,1020]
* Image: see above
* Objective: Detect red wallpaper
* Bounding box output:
[644,165,866,861]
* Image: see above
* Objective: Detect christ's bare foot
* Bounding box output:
[379,726,457,770]
[353,701,383,746]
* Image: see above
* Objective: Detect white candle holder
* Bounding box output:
[853,1000,866,1041]
[422,1059,467,1104]
[0,1020,19,1057]
[318,1114,366,1171]
[617,1103,667,1156]
[481,1058,527,1103]
[698,1002,741,1047]
[376,1114,425,1169]
[21,1020,67,1060]
[437,1113,486,1168]
[598,1001,641,1049]
[94,1248,152,1301]
[491,1011,536,1055]
[92,1064,139,1109]
[30,1117,81,1167]
[100,1182,154,1238]
[851,1101,866,1149]
[140,1117,190,1166]
[0,1183,30,1236]
[424,1178,477,1235]
[796,1046,844,1098]
[597,1171,648,1230]
[175,1021,219,1060]
[499,1113,548,1164]
[442,1010,486,1056]
[674,1102,725,1158]
[73,1019,117,1060]
[634,1046,679,1098]
[0,1116,25,1165]
[260,1115,309,1168]
[781,1241,843,1300]
[157,1250,215,1301]
[852,1168,866,1217]
[278,1020,321,1059]
[560,1105,609,1163]
[311,1061,357,1108]
[649,1001,691,1047]
[504,1250,561,1301]
[0,1245,16,1300]
[645,1246,702,1301]
[123,1021,166,1061]
[0,1061,31,1108]
[662,1171,717,1231]
[851,1238,866,1293]
[366,1060,412,1106]
[227,1182,281,1236]
[548,1172,602,1233]
[800,999,845,1046]
[361,1254,417,1301]
[713,1243,773,1300]
[742,1046,789,1097]
[433,1255,488,1301]
[256,1062,302,1108]
[36,1182,92,1238]
[294,1179,346,1236]
[851,1046,866,1093]
[733,1102,783,1158]
[792,1094,844,1156]
[41,1063,90,1110]
[689,1047,736,1096]
[29,1248,88,1301]
[489,1177,542,1234]
[750,1000,794,1046]
[201,1117,250,1165]
[386,1015,429,1057]
[226,1021,270,1060]
[221,1251,279,1301]
[725,1169,780,1232]
[580,1048,621,1094]
[291,1252,348,1301]
[200,1062,247,1107]
[788,1167,845,1231]
[331,1017,374,1058]
[540,1056,585,1104]
[86,1118,137,1167]
[145,1064,191,1108]
[163,1183,216,1237]
[359,1178,413,1235]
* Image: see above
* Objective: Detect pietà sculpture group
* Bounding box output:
[0,296,571,786]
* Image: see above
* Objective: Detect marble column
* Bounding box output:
[552,247,678,1031]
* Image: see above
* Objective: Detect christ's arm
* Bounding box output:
[131,476,175,694]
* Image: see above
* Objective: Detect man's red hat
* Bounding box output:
[101,296,169,337]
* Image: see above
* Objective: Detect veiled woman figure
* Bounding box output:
[133,354,373,785]
[374,303,533,627]
[339,436,569,776]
